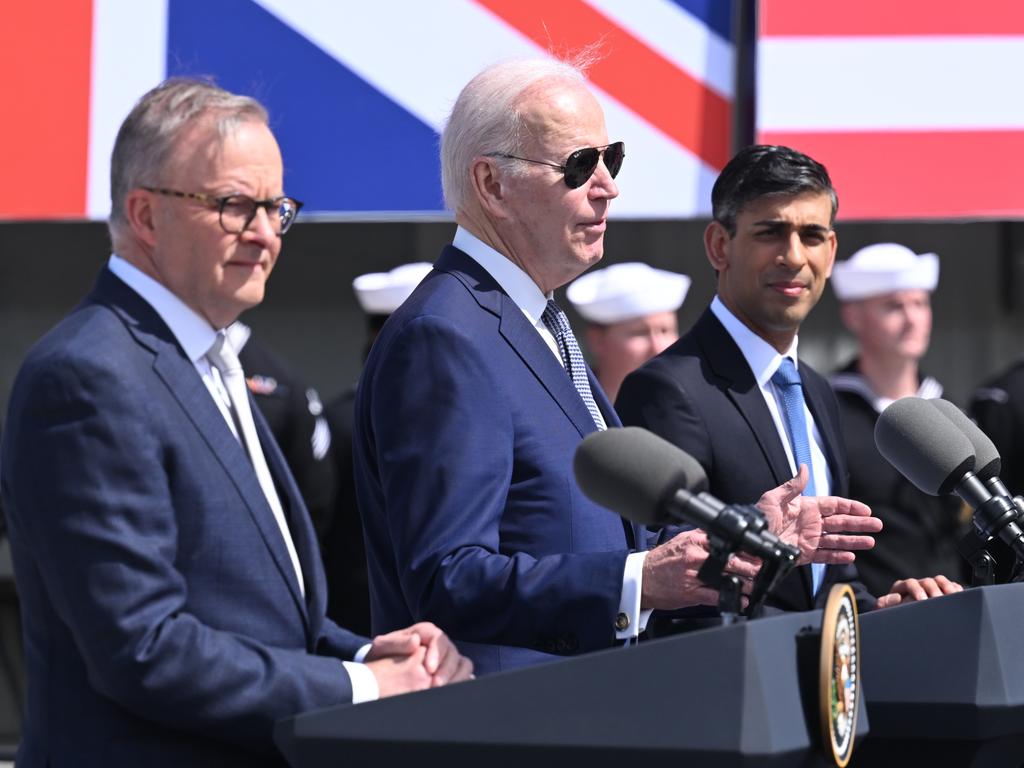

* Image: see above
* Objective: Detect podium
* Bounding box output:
[856,582,1024,767]
[275,609,864,767]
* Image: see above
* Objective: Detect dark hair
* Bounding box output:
[711,144,837,235]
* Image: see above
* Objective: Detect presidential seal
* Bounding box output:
[819,583,860,767]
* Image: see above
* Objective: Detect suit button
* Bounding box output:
[615,612,630,631]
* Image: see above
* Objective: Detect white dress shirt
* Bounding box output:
[710,296,831,593]
[453,228,648,638]
[107,255,378,702]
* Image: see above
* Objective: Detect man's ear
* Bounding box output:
[839,302,862,335]
[123,188,158,249]
[470,157,512,220]
[704,220,731,272]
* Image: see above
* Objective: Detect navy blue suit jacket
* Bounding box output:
[0,269,368,767]
[353,246,644,675]
[616,308,875,613]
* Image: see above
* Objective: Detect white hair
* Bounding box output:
[440,56,594,213]
[108,78,268,246]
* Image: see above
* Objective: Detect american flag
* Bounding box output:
[757,0,1024,219]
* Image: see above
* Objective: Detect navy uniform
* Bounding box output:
[831,243,969,595]
[831,363,969,595]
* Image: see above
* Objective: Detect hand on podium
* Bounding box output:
[876,575,963,609]
[756,465,882,565]
[365,621,474,697]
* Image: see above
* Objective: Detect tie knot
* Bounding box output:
[771,358,802,388]
[207,332,242,376]
[541,299,570,334]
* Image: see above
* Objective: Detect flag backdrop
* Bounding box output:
[0,0,732,220]
[757,0,1024,219]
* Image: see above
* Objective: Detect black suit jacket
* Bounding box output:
[616,307,874,613]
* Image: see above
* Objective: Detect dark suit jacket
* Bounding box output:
[0,268,367,767]
[616,307,874,613]
[353,246,644,676]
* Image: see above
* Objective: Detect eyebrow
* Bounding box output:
[752,219,832,233]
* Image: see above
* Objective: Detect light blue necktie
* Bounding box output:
[542,299,605,431]
[771,358,825,593]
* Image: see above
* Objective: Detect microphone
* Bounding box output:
[573,427,796,565]
[930,398,1020,502]
[874,398,1024,560]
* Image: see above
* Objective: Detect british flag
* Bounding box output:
[1,0,733,220]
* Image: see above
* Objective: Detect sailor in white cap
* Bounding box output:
[567,262,691,402]
[829,243,968,596]
[323,261,433,635]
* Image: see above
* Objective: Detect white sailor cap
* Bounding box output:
[352,262,433,315]
[566,262,691,324]
[831,243,939,302]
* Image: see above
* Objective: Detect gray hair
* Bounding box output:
[440,56,594,213]
[108,77,268,242]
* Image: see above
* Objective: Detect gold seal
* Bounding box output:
[819,583,860,767]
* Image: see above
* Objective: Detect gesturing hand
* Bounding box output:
[757,465,882,565]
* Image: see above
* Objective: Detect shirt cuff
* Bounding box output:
[342,660,380,704]
[616,551,653,640]
[354,642,372,663]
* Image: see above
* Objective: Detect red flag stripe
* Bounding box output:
[760,0,1024,37]
[0,0,93,218]
[474,0,731,170]
[757,129,1024,219]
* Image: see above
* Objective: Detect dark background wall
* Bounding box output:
[2,218,1024,416]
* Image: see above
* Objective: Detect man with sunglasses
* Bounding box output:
[0,78,471,767]
[352,60,873,676]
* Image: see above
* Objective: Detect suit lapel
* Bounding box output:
[694,311,793,486]
[438,247,602,439]
[694,309,815,602]
[803,373,847,497]
[95,269,312,628]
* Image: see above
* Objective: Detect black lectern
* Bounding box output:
[856,582,1024,767]
[275,609,866,767]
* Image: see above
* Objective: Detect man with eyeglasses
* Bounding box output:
[0,78,470,767]
[352,59,874,676]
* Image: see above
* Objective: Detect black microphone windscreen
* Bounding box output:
[573,426,707,525]
[930,398,1001,481]
[875,397,975,495]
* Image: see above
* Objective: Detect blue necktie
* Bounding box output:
[542,299,605,430]
[771,358,825,593]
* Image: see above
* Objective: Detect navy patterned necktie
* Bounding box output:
[541,299,605,430]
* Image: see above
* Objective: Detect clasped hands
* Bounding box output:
[364,621,474,698]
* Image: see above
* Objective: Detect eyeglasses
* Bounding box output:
[142,187,304,234]
[489,141,625,189]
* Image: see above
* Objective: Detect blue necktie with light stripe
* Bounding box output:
[771,357,825,593]
[541,299,605,431]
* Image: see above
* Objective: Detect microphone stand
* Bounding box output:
[694,503,800,622]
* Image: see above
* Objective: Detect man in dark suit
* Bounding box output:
[352,62,873,676]
[0,78,470,767]
[617,145,960,614]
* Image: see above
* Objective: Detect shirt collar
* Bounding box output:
[710,294,800,386]
[107,254,219,363]
[453,226,551,324]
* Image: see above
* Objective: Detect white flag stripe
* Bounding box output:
[584,0,734,98]
[758,36,1024,131]
[88,0,168,219]
[255,0,711,217]
[253,0,541,131]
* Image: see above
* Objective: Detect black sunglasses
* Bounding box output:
[490,141,625,189]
